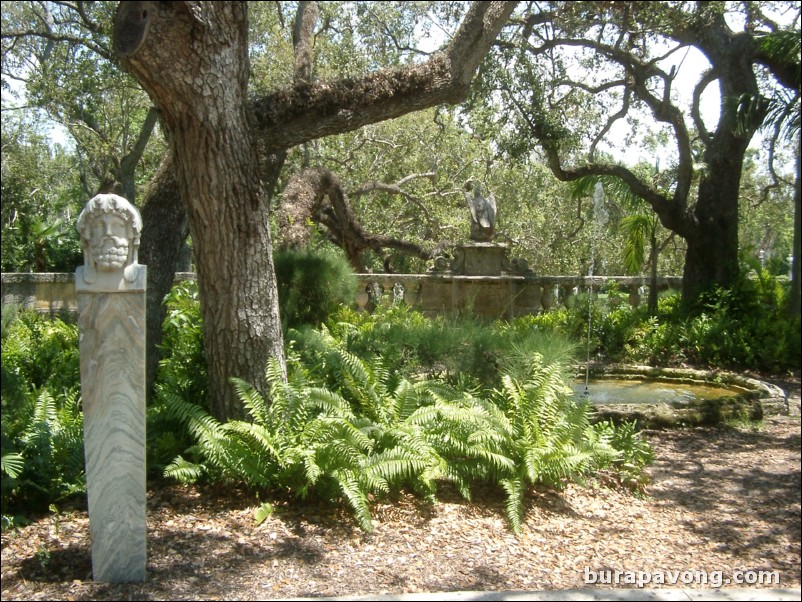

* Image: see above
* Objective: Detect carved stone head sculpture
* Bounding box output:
[77,194,143,286]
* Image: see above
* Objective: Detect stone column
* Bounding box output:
[76,194,147,583]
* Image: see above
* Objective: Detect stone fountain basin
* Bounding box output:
[573,364,788,427]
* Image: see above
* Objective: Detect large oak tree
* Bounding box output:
[112,1,517,421]
[474,1,800,308]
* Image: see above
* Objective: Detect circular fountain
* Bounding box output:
[573,365,788,427]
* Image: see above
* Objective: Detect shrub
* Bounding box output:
[273,246,358,331]
[559,272,799,373]
[306,305,580,390]
[149,281,207,474]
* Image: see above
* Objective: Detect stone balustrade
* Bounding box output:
[0,272,682,320]
[1,272,195,318]
[354,273,683,319]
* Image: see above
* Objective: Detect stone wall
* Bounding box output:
[355,273,683,319]
[3,272,683,320]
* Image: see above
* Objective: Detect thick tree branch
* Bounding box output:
[590,86,630,162]
[507,73,687,236]
[277,167,435,270]
[351,172,436,213]
[252,1,518,153]
[119,106,159,202]
[526,34,695,204]
[691,68,717,142]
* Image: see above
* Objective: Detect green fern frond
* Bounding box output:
[224,421,283,465]
[390,379,420,423]
[164,455,204,484]
[301,453,322,486]
[334,469,373,532]
[306,387,354,419]
[23,389,58,443]
[230,377,269,424]
[467,447,516,474]
[500,476,525,534]
[1,452,25,479]
[405,404,442,426]
[254,501,275,525]
[364,448,428,486]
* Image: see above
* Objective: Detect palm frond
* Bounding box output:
[1,452,25,479]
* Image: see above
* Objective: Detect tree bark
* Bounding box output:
[277,167,435,270]
[115,2,284,420]
[791,140,801,319]
[680,129,746,306]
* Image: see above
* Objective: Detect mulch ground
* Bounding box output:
[2,380,800,601]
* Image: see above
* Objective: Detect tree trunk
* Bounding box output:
[680,116,747,308]
[115,2,284,420]
[137,156,188,402]
[680,183,741,307]
[648,227,658,316]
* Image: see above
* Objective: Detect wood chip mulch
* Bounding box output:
[2,399,799,601]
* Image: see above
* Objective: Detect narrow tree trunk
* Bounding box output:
[648,227,658,316]
[137,156,188,401]
[115,2,284,420]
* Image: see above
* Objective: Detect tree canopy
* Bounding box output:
[467,0,799,304]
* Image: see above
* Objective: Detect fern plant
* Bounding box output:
[160,334,652,535]
[302,334,519,506]
[2,388,85,518]
[161,349,435,532]
[489,354,621,532]
[591,419,654,494]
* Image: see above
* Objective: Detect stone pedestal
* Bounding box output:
[77,268,147,583]
[450,243,510,276]
[76,194,147,583]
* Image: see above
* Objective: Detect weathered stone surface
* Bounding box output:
[582,364,790,427]
[78,288,147,582]
[450,243,510,276]
[76,194,147,583]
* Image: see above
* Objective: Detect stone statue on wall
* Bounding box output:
[463,180,496,242]
[77,194,144,288]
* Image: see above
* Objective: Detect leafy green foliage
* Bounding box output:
[1,114,84,273]
[616,272,800,372]
[307,304,580,389]
[1,310,80,413]
[273,246,358,331]
[162,319,651,534]
[148,281,207,473]
[1,309,84,523]
[488,355,623,530]
[591,420,654,494]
